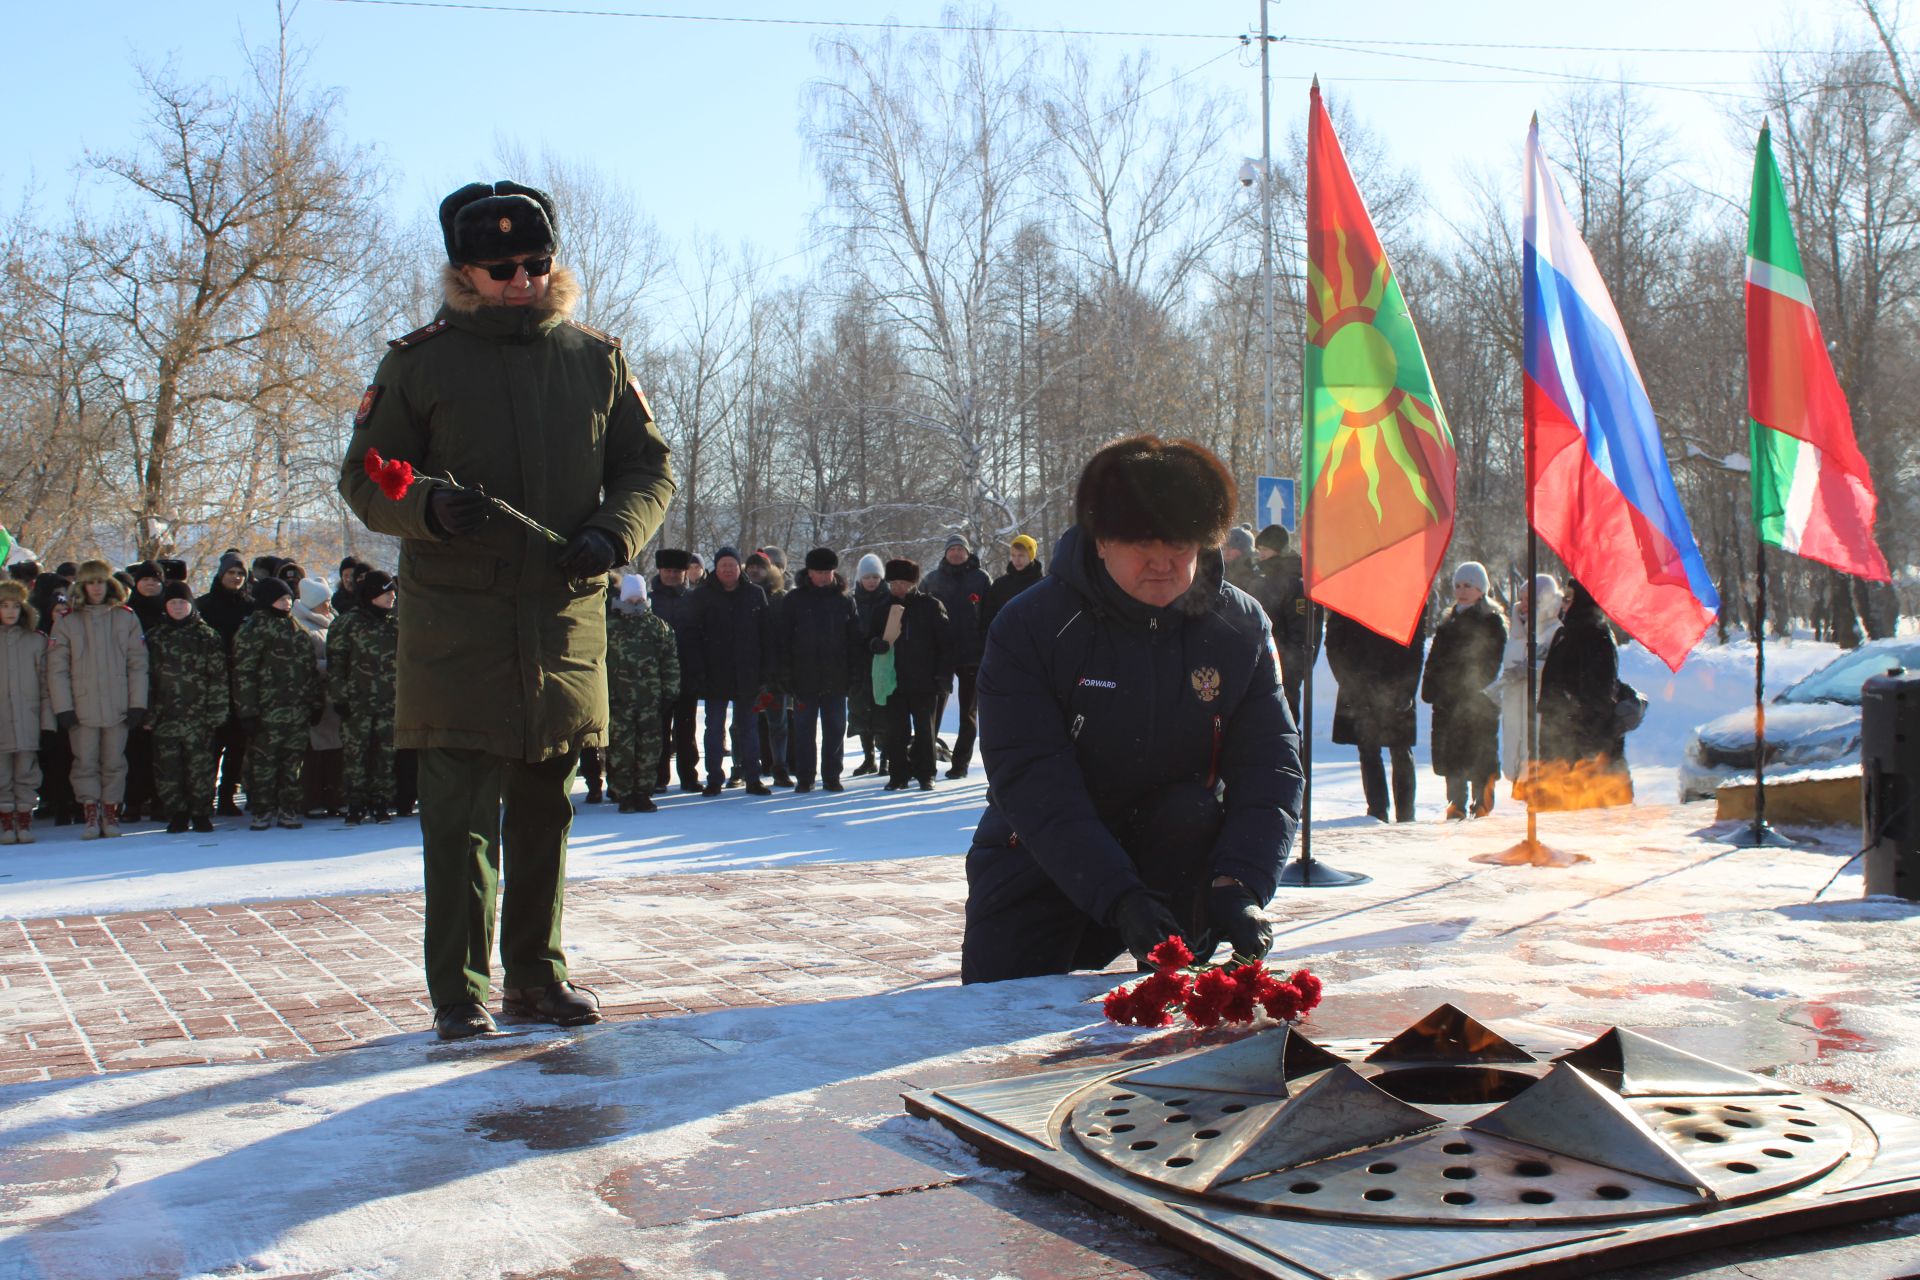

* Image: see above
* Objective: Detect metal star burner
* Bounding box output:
[903,1004,1920,1279]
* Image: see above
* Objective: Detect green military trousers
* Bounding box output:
[418,746,579,1008]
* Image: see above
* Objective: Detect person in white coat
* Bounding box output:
[1495,574,1562,787]
[0,580,47,843]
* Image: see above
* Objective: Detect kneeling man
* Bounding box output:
[961,435,1303,983]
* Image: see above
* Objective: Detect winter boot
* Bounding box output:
[190,814,213,834]
[166,813,190,834]
[634,793,657,813]
[745,779,773,796]
[277,811,304,829]
[250,810,272,831]
[100,804,122,838]
[703,780,724,797]
[0,812,15,845]
[851,738,878,776]
[918,778,935,792]
[823,778,844,793]
[81,803,102,840]
[793,780,813,793]
[372,806,393,824]
[772,769,795,789]
[617,798,638,813]
[945,763,968,780]
[585,782,604,804]
[13,811,34,844]
[344,807,363,826]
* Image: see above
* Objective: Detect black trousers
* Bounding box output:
[960,781,1225,984]
[214,718,249,809]
[657,691,700,788]
[935,665,981,768]
[1358,743,1416,822]
[883,692,938,784]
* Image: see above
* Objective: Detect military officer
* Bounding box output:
[339,180,676,1041]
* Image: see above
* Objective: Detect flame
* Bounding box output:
[1513,757,1634,811]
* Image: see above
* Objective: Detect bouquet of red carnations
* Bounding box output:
[1103,936,1322,1030]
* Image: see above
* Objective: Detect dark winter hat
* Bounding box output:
[8,562,37,583]
[159,557,188,581]
[713,546,742,567]
[744,550,771,571]
[688,552,705,568]
[250,555,284,581]
[339,556,361,573]
[804,547,839,573]
[356,569,396,605]
[1225,526,1255,557]
[654,548,691,571]
[944,534,969,552]
[127,561,161,583]
[884,558,920,584]
[1256,524,1290,554]
[278,562,305,583]
[760,546,787,570]
[252,578,292,608]
[1074,435,1236,548]
[161,581,195,605]
[55,562,77,580]
[440,181,558,265]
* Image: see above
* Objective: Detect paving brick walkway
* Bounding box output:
[0,859,968,1084]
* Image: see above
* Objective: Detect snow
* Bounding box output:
[0,637,1846,919]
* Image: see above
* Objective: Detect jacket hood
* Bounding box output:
[439,260,579,326]
[73,575,129,607]
[1047,526,1223,627]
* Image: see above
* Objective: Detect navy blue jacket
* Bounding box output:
[649,577,700,676]
[970,527,1303,925]
[779,573,863,696]
[682,577,770,700]
[926,554,992,667]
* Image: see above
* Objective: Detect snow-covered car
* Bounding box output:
[1678,636,1920,802]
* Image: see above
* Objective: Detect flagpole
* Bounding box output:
[1278,69,1364,889]
[1729,489,1790,849]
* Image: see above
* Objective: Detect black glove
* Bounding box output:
[55,711,77,733]
[1112,888,1186,964]
[124,707,147,732]
[426,484,489,538]
[556,527,619,580]
[1208,882,1274,963]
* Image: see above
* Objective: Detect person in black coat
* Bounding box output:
[649,548,702,792]
[924,535,992,779]
[962,435,1303,984]
[1421,562,1508,819]
[868,558,953,791]
[683,547,773,796]
[847,554,890,776]
[780,549,863,791]
[1249,525,1318,721]
[1536,579,1632,807]
[196,554,257,816]
[979,534,1044,636]
[1326,607,1427,823]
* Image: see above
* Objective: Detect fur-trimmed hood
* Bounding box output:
[440,262,581,320]
[70,566,128,608]
[0,580,37,631]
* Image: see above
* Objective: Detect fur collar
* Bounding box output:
[440,263,581,320]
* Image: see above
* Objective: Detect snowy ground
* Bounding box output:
[0,636,1841,919]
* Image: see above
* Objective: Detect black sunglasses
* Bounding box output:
[474,256,552,282]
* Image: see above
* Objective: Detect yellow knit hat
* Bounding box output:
[1010,534,1038,558]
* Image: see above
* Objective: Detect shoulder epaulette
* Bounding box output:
[388,318,451,350]
[564,319,622,349]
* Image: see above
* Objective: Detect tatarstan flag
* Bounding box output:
[1747,122,1889,581]
[1302,81,1456,645]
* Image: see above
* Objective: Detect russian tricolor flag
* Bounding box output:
[1524,118,1717,672]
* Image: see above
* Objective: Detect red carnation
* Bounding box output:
[363,449,416,503]
[1289,969,1324,1014]
[1102,986,1138,1025]
[1182,966,1235,1029]
[1222,961,1270,1023]
[1146,935,1194,975]
[1261,980,1304,1023]
[969,593,981,604]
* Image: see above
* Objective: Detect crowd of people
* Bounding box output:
[0,530,1628,847]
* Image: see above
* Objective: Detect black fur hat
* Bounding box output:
[162,581,195,605]
[128,561,161,583]
[804,547,839,573]
[440,181,558,265]
[654,548,691,571]
[252,578,292,608]
[884,558,920,584]
[8,562,37,583]
[1074,435,1236,548]
[356,569,396,605]
[159,558,188,582]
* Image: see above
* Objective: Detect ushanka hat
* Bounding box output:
[804,547,839,573]
[654,548,692,571]
[439,181,558,265]
[884,558,920,584]
[1075,435,1236,548]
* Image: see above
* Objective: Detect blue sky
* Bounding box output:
[6,0,1883,283]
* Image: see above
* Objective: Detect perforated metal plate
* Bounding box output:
[903,1007,1920,1279]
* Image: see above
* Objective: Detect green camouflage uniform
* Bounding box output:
[148,611,229,817]
[231,608,323,816]
[328,604,399,810]
[607,599,679,800]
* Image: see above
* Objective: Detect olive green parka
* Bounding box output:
[338,266,676,762]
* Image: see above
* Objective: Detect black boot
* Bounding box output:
[191,813,214,834]
[166,813,190,834]
[434,1001,497,1041]
[501,981,602,1027]
[635,793,657,813]
[345,806,363,826]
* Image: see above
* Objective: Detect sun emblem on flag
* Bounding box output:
[1305,231,1451,526]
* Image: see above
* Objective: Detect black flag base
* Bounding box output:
[1277,856,1371,887]
[1472,837,1590,868]
[1724,821,1793,849]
